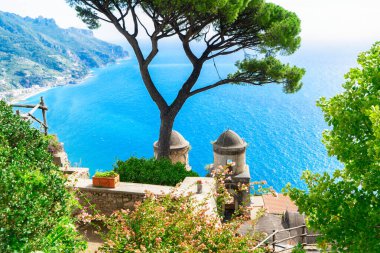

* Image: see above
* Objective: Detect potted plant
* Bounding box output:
[92,171,120,188]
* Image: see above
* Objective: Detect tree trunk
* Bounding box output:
[156,112,176,159]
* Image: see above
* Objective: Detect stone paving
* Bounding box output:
[175,177,217,217]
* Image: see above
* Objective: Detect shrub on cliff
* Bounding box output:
[114,157,198,186]
[0,101,85,252]
[285,42,380,251]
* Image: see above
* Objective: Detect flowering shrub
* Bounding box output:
[114,157,198,186]
[210,163,250,217]
[0,101,86,252]
[98,192,264,252]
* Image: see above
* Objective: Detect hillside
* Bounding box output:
[0,11,127,91]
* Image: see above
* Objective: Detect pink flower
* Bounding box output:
[155,237,162,244]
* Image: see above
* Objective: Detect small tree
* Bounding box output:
[0,101,86,252]
[67,0,305,158]
[285,42,380,252]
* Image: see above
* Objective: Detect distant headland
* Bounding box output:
[0,11,128,97]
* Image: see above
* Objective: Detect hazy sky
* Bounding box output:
[0,0,380,46]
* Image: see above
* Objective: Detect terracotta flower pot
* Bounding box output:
[92,175,120,188]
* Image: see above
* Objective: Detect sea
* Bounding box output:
[23,41,373,191]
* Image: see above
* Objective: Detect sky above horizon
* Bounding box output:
[0,0,380,48]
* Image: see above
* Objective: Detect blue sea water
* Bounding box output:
[23,41,371,191]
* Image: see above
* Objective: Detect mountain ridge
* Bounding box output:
[0,11,128,91]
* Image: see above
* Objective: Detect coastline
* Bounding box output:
[3,56,132,104]
[7,86,52,104]
[0,53,131,104]
[0,59,121,104]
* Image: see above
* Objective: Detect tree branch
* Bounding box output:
[85,1,168,111]
[110,0,128,29]
[144,35,159,66]
[182,39,197,65]
[206,45,246,60]
[136,14,152,37]
[189,79,233,97]
[189,77,273,97]
[78,0,113,23]
[130,4,139,37]
[79,0,101,12]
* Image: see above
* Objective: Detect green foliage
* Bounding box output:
[0,101,86,252]
[317,44,380,180]
[291,244,306,253]
[149,0,249,24]
[114,157,199,186]
[229,0,302,55]
[253,248,271,253]
[67,0,304,93]
[94,170,119,178]
[285,42,380,252]
[230,56,305,93]
[99,192,262,252]
[69,0,250,29]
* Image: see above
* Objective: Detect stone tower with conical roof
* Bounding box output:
[213,129,248,175]
[210,130,251,209]
[153,130,191,170]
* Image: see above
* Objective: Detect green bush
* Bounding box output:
[114,157,199,186]
[0,101,86,252]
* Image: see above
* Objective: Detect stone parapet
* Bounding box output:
[176,177,217,217]
[75,179,173,214]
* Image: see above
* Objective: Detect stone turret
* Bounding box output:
[210,130,251,210]
[154,130,191,170]
[212,129,248,175]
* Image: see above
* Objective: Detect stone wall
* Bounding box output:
[78,189,145,214]
[73,177,217,216]
[75,179,173,215]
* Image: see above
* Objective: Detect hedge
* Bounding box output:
[114,157,199,186]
